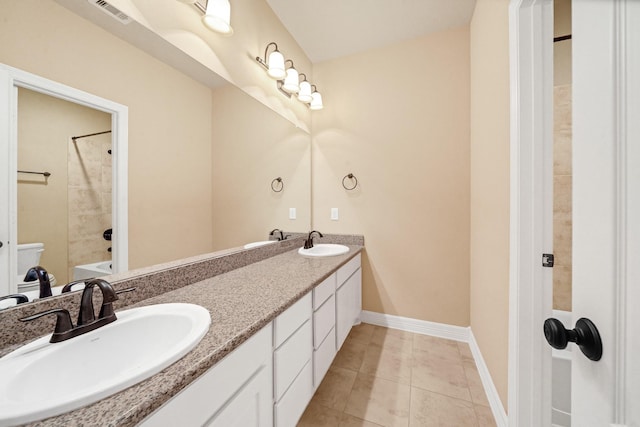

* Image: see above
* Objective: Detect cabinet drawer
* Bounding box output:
[274,293,311,348]
[313,273,335,310]
[313,327,336,389]
[274,319,312,401]
[313,294,335,349]
[275,361,313,427]
[337,254,361,288]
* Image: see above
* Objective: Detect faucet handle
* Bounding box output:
[20,308,74,343]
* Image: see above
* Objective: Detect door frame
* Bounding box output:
[508,0,635,425]
[0,64,128,294]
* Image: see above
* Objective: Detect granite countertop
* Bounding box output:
[26,245,363,427]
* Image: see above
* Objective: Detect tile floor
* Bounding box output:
[298,323,497,427]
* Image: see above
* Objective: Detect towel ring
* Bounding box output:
[271,177,284,192]
[342,173,358,191]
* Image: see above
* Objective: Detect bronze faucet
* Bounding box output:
[19,279,123,343]
[303,230,324,249]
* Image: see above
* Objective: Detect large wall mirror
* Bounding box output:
[0,0,311,306]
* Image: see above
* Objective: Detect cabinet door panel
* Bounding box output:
[313,327,336,389]
[206,365,272,427]
[313,274,336,310]
[274,319,312,401]
[274,293,311,348]
[337,254,361,286]
[313,294,335,349]
[274,361,313,427]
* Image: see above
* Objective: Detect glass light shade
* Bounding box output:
[298,81,312,103]
[202,0,233,35]
[310,91,323,110]
[282,68,300,93]
[267,50,286,79]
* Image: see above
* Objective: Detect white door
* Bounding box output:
[570,0,640,425]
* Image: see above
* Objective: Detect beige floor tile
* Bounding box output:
[344,373,411,427]
[339,413,384,427]
[412,349,471,401]
[298,402,343,427]
[457,342,474,362]
[463,361,490,406]
[360,342,412,384]
[312,366,358,411]
[348,323,376,345]
[409,387,478,427]
[474,404,497,427]
[371,326,414,353]
[333,338,368,371]
[413,335,461,361]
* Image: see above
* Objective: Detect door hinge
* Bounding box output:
[542,253,554,267]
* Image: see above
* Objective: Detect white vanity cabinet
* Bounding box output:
[139,324,273,427]
[140,253,362,427]
[336,254,362,351]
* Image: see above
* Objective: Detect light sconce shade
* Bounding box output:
[297,74,312,103]
[310,85,323,110]
[202,0,233,35]
[282,60,300,93]
[258,42,285,80]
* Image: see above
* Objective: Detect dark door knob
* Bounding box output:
[544,317,603,361]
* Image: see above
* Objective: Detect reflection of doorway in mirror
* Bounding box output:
[17,88,112,285]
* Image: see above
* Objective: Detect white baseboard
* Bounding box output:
[360,310,470,342]
[468,329,508,427]
[360,310,508,427]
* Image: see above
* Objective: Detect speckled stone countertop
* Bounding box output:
[22,244,363,427]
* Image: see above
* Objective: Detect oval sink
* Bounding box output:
[298,243,350,258]
[0,303,210,425]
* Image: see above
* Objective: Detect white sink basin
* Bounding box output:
[298,243,350,258]
[0,303,210,425]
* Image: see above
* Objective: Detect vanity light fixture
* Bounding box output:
[282,60,300,94]
[255,43,324,110]
[178,0,233,36]
[297,74,312,103]
[310,85,324,110]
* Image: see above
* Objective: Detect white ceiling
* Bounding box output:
[266,0,477,63]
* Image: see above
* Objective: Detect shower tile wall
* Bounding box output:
[67,132,112,280]
[553,0,572,312]
[553,85,572,311]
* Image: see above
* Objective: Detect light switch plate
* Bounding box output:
[289,208,296,220]
[331,208,339,220]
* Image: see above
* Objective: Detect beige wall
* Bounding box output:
[1,0,214,270]
[312,27,471,326]
[469,0,511,408]
[211,84,311,250]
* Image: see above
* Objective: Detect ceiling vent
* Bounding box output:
[87,0,132,24]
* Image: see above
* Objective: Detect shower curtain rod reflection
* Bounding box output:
[71,130,111,143]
